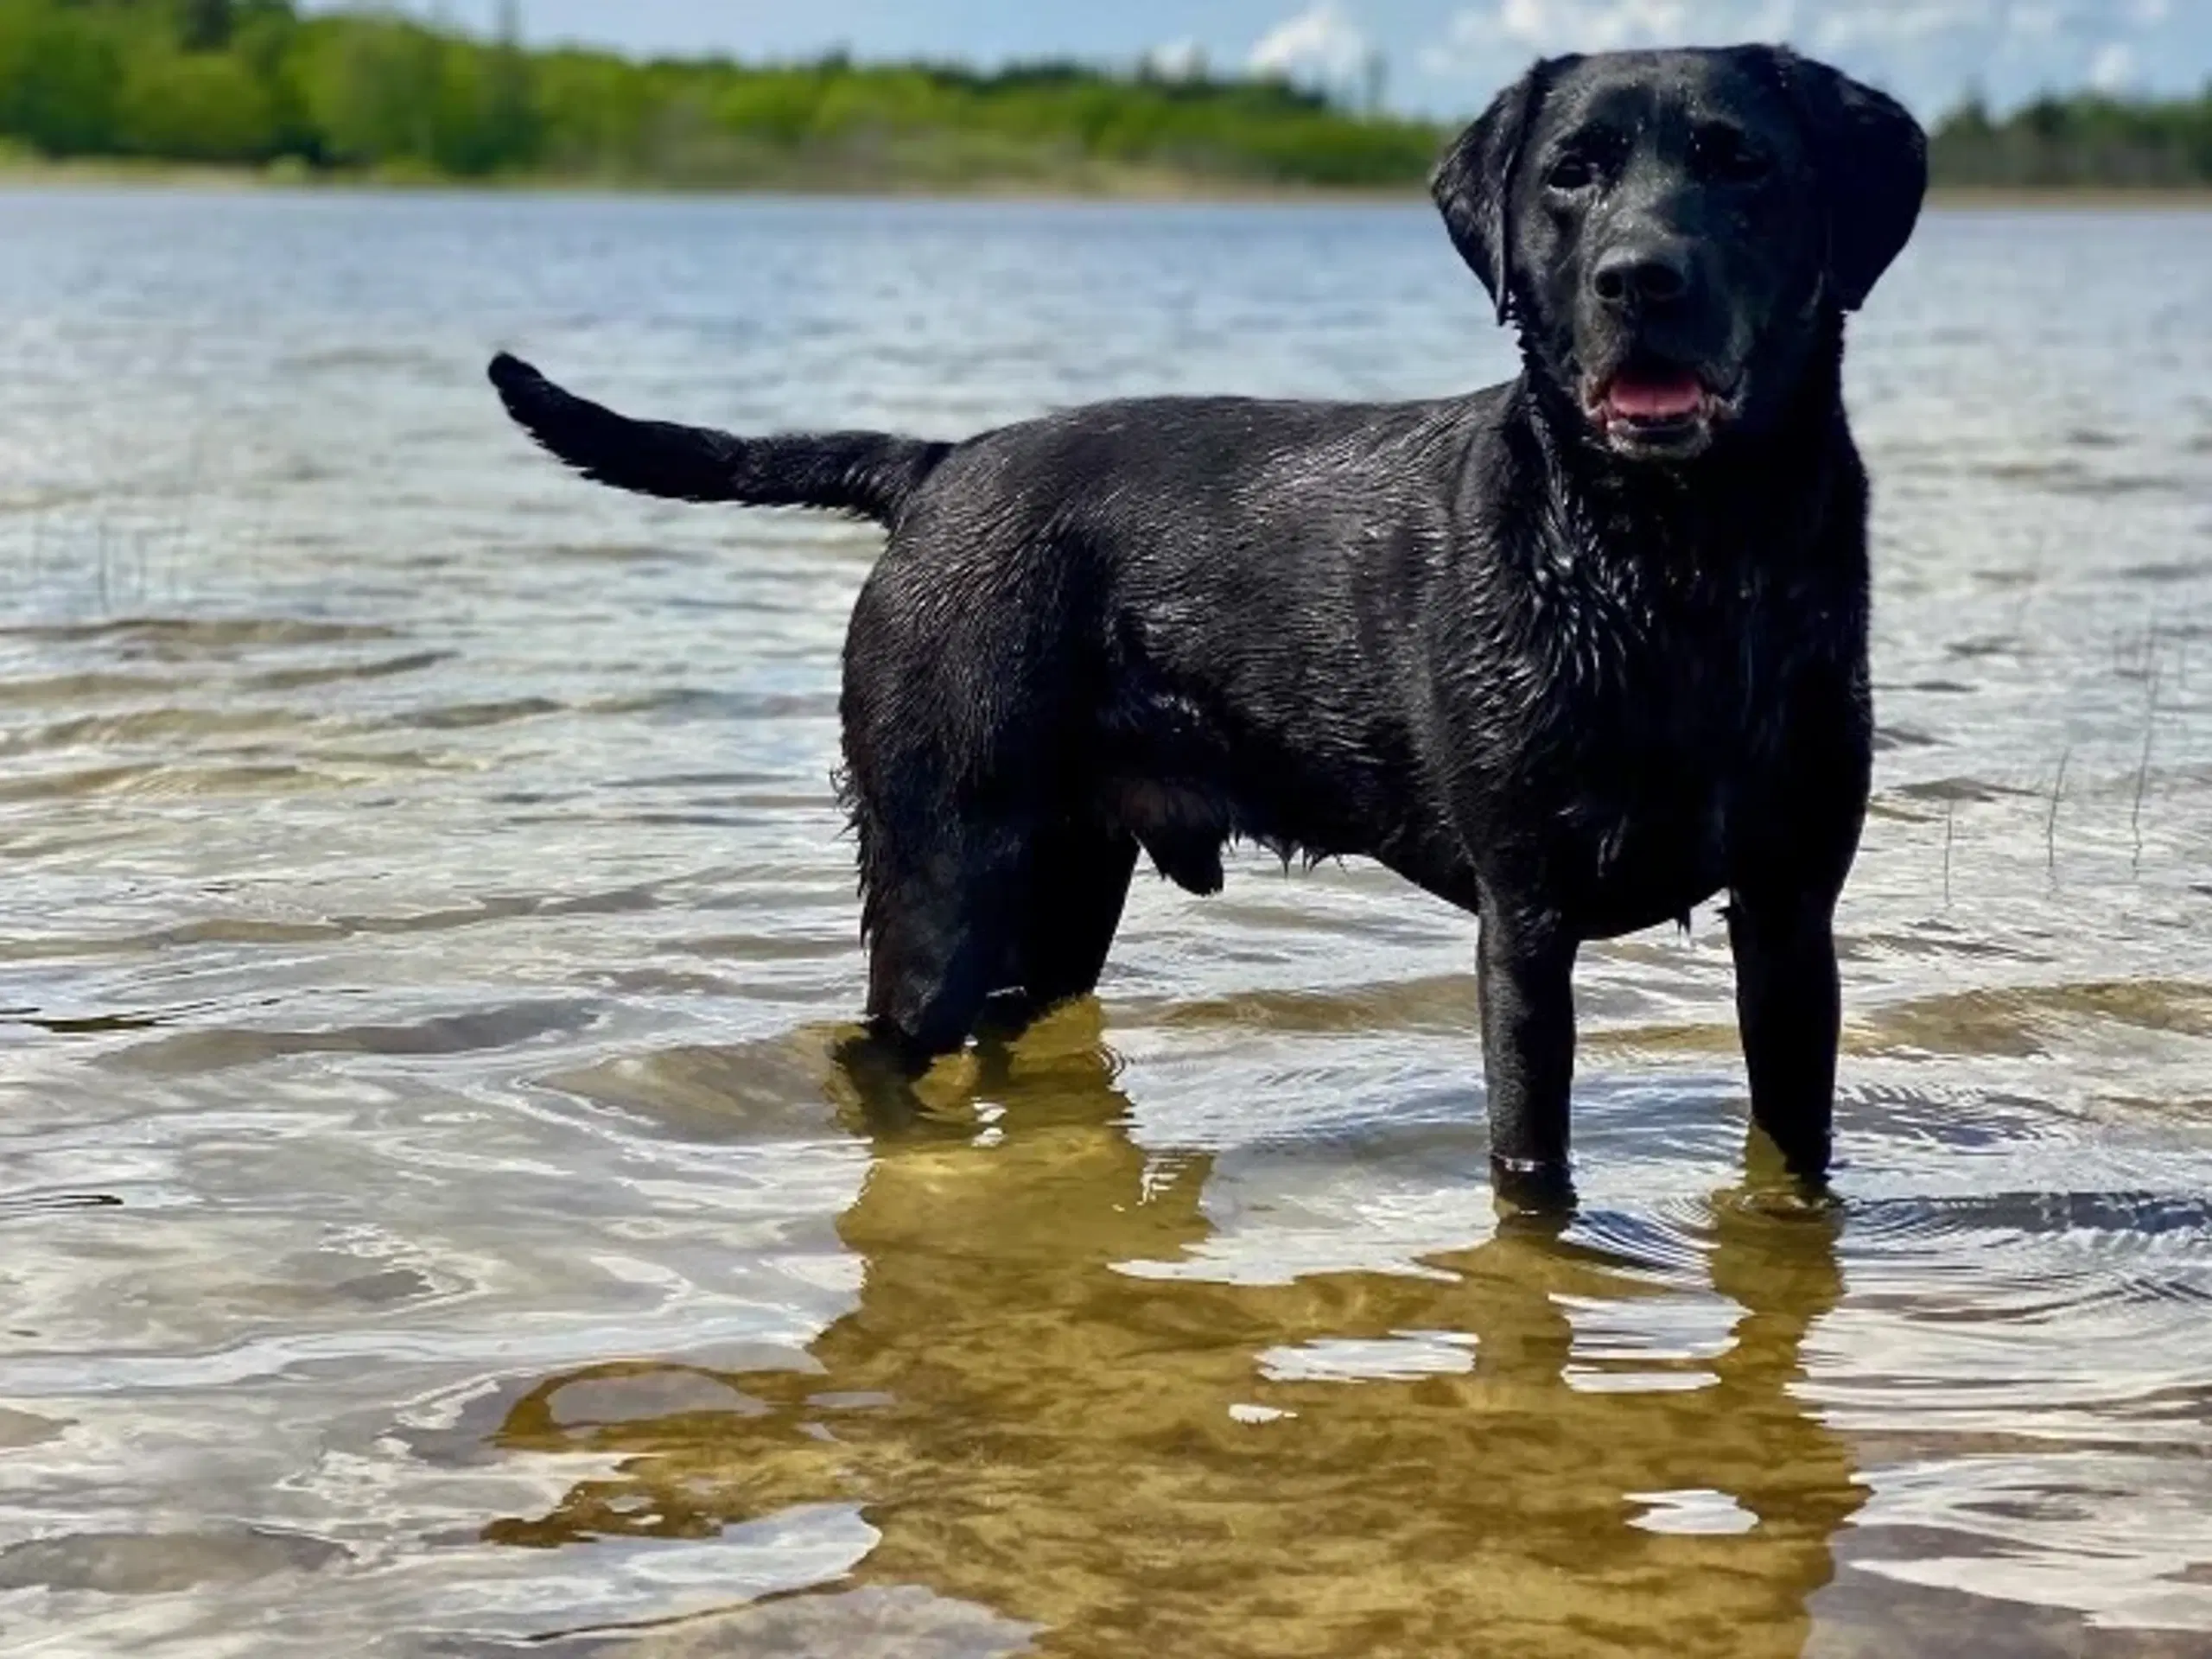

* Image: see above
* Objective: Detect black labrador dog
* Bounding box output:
[489,45,1926,1199]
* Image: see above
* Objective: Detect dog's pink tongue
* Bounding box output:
[1606,371,1704,419]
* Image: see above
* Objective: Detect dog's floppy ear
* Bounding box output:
[1773,50,1928,311]
[1430,58,1564,324]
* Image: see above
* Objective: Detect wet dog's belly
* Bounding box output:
[1099,765,1738,938]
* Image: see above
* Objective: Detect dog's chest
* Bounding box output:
[1564,765,1732,936]
[1543,575,1788,931]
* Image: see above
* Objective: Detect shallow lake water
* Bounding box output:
[2,190,2210,1656]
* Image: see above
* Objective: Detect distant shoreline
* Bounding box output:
[4,157,2209,210]
[1926,186,2212,210]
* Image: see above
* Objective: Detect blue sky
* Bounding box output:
[395,1,2212,116]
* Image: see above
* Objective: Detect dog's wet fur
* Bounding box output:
[490,45,1927,1200]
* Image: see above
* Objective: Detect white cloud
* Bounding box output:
[1144,38,1209,81]
[1424,0,2174,67]
[1990,0,2174,43]
[1740,0,1802,35]
[1459,0,1700,54]
[1423,0,1803,78]
[1499,0,1688,49]
[1419,0,2186,111]
[2088,39,2138,90]
[1812,2,1992,50]
[2000,3,2063,42]
[1250,3,1372,83]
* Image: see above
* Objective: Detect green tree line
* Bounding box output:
[0,0,1434,186]
[1929,90,2212,188]
[1,1,2207,190]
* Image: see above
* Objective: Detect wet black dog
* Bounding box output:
[489,45,1926,1198]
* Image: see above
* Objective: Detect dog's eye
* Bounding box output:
[1544,153,1599,192]
[1693,126,1770,183]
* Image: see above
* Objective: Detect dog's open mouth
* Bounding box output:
[1586,367,1736,455]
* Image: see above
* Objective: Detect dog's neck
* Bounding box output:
[1513,314,1856,569]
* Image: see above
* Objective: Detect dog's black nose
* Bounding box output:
[1591,243,1692,310]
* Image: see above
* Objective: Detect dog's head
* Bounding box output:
[1433,47,1925,462]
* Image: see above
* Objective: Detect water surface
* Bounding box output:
[2,192,2210,1656]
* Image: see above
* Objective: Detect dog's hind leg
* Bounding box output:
[1012,818,1139,1011]
[860,818,1025,1067]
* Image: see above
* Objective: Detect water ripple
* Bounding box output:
[0,194,2207,1656]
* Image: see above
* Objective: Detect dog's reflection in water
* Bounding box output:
[487,1007,1861,1657]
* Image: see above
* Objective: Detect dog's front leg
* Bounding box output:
[1478,893,1578,1201]
[1726,886,1842,1182]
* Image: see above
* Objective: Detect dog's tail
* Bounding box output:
[487,353,951,526]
